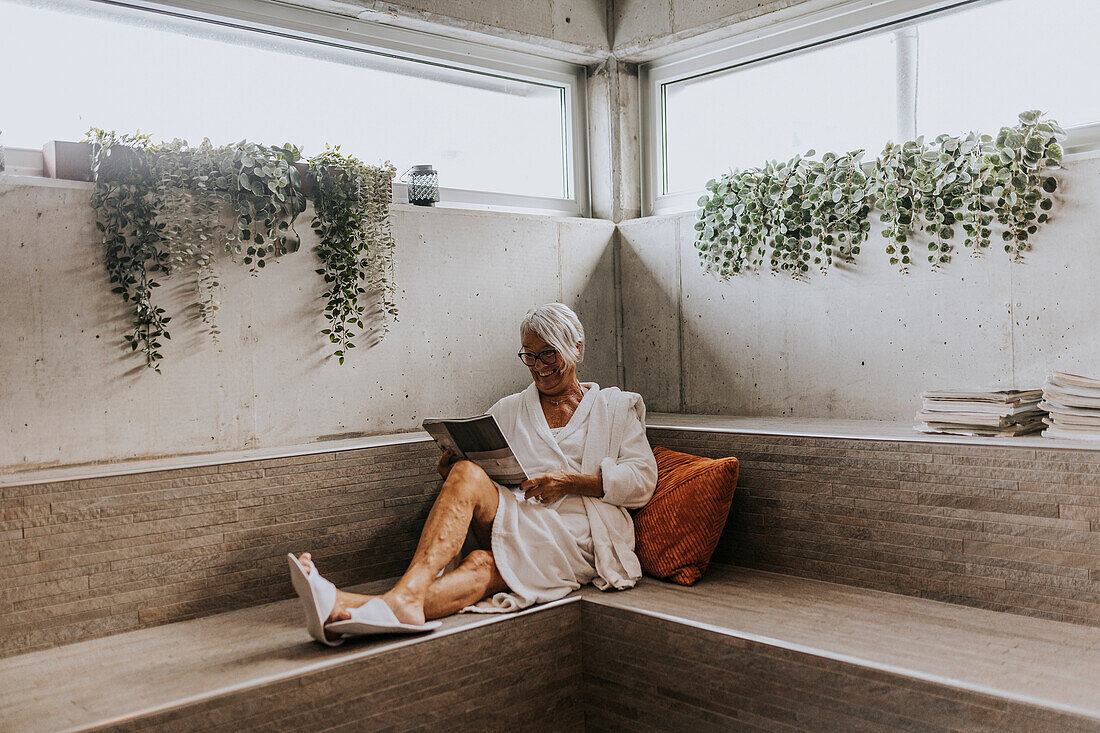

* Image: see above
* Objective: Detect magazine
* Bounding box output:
[422,414,530,486]
[920,389,1043,403]
[1041,371,1100,442]
[915,409,1043,427]
[1051,371,1100,390]
[916,418,1044,437]
[914,387,1044,436]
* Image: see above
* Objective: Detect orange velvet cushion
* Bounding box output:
[633,446,739,586]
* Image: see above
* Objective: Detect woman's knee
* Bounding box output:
[464,549,506,593]
[443,460,491,497]
[441,461,498,524]
[464,549,494,573]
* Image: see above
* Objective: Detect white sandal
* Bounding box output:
[286,553,344,647]
[327,598,442,637]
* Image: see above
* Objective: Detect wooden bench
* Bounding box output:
[2,418,1098,730]
[1,566,1096,730]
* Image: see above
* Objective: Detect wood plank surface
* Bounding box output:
[0,577,581,732]
[582,565,1100,721]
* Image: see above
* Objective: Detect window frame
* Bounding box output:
[641,0,1100,216]
[1,0,590,217]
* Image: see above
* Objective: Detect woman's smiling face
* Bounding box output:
[521,332,577,396]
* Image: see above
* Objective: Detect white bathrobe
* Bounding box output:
[463,382,658,613]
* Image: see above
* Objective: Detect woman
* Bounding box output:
[288,303,657,645]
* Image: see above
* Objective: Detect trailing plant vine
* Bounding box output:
[767,155,816,277]
[308,146,398,363]
[815,150,873,268]
[229,141,306,270]
[696,149,876,279]
[88,129,173,372]
[151,138,232,340]
[958,132,996,256]
[871,139,923,273]
[990,111,1064,258]
[694,110,1065,279]
[915,135,967,269]
[85,131,398,371]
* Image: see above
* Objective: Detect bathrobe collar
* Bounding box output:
[521,381,600,461]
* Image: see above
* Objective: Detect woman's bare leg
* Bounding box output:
[300,548,507,622]
[423,549,508,618]
[296,460,501,625]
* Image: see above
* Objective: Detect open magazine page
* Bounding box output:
[422,414,530,486]
[421,422,465,460]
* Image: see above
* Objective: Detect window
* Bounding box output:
[662,32,897,194]
[914,0,1100,137]
[645,0,1100,214]
[0,0,588,214]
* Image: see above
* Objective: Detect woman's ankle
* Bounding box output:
[381,587,427,625]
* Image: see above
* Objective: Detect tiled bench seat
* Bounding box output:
[648,414,1100,627]
[2,566,1097,732]
[0,435,444,658]
[0,577,583,732]
[3,415,1098,730]
[582,565,1100,731]
[3,415,1098,658]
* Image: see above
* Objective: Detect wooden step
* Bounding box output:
[0,576,583,732]
[581,565,1100,732]
[5,414,1097,664]
[2,565,1095,731]
[647,415,1100,627]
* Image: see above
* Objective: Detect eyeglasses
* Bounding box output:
[518,348,559,367]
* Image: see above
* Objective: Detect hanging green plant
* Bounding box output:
[763,154,816,277]
[989,110,1065,259]
[694,167,770,278]
[695,149,875,280]
[84,129,398,371]
[958,131,996,256]
[872,138,923,273]
[694,110,1065,280]
[913,134,968,269]
[151,138,234,341]
[87,128,173,372]
[307,146,398,363]
[814,150,873,269]
[228,141,307,271]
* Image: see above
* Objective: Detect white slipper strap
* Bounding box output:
[306,565,338,624]
[347,598,401,626]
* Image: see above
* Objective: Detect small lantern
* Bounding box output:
[404,164,439,206]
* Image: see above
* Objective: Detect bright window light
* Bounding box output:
[1,0,570,199]
[915,0,1100,137]
[663,34,896,194]
[655,0,1100,204]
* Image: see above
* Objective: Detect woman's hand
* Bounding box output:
[522,471,603,503]
[521,471,573,504]
[436,448,459,479]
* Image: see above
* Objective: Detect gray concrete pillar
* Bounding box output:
[586,57,641,222]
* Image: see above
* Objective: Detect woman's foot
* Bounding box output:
[295,553,374,622]
[295,553,427,626]
[379,588,427,626]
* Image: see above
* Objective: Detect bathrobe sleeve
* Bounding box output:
[597,394,658,509]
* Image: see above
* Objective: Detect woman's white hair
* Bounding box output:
[520,303,585,365]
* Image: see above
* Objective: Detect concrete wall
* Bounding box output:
[619,157,1100,420]
[610,0,833,61]
[0,179,617,471]
[283,0,610,62]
